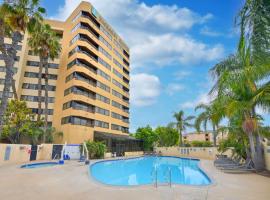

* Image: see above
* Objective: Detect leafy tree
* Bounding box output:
[85,140,106,159]
[135,125,158,151]
[155,126,179,147]
[172,111,194,146]
[0,0,45,136]
[2,100,34,143]
[28,23,61,139]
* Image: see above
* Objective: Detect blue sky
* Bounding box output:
[40,0,269,132]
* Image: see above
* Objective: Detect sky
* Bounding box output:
[39,0,269,133]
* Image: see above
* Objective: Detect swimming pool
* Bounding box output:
[21,162,58,169]
[90,156,211,186]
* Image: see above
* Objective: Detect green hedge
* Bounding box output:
[187,140,213,147]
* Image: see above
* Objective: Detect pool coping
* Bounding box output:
[19,161,60,169]
[88,155,217,189]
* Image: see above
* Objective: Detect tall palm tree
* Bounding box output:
[195,101,223,146]
[210,33,270,170]
[0,0,45,136]
[172,111,194,146]
[28,23,61,142]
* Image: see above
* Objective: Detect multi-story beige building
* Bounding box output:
[0,2,139,153]
[183,132,227,145]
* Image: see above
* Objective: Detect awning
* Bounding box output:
[94,131,141,141]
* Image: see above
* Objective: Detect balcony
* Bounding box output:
[67,58,97,75]
[68,46,98,63]
[81,11,100,29]
[80,22,99,39]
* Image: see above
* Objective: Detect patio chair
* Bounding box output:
[217,159,251,170]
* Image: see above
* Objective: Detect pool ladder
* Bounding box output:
[151,167,172,188]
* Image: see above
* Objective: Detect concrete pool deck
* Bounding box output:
[0,159,269,200]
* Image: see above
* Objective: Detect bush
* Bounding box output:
[191,140,212,147]
[85,141,106,159]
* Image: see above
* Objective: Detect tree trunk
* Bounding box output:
[255,133,265,170]
[0,31,21,135]
[179,129,182,146]
[212,125,217,147]
[43,57,49,143]
[12,79,18,100]
[37,56,43,122]
[247,131,257,167]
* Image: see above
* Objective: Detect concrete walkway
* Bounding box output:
[0,159,269,200]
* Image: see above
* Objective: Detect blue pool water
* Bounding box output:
[21,162,58,169]
[90,156,211,186]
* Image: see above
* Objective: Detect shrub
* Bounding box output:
[85,140,106,159]
[191,140,212,147]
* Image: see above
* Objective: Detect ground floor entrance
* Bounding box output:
[94,131,143,156]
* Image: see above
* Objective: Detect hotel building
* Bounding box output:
[0,1,140,153]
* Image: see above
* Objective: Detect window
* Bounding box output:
[72,11,81,23]
[111,124,122,131]
[113,58,124,70]
[114,39,122,50]
[96,93,110,104]
[63,101,94,113]
[99,46,112,60]
[61,116,94,127]
[95,106,109,116]
[99,35,112,50]
[32,108,54,115]
[112,100,122,109]
[100,26,112,40]
[27,61,59,69]
[112,89,122,99]
[97,81,110,92]
[97,69,111,81]
[0,91,13,98]
[112,79,123,89]
[64,87,95,99]
[22,83,56,91]
[71,23,80,33]
[98,57,111,70]
[114,48,123,60]
[113,68,123,79]
[94,120,109,129]
[111,112,122,120]
[24,72,57,80]
[0,66,17,73]
[20,95,55,103]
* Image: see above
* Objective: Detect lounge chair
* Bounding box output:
[215,157,242,168]
[222,168,255,174]
[221,160,255,174]
[217,159,251,170]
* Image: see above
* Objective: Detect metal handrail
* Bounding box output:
[83,142,89,163]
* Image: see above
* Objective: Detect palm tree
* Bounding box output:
[28,23,61,141]
[210,34,270,170]
[0,0,45,136]
[195,101,223,146]
[172,111,194,146]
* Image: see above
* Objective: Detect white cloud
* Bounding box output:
[166,83,185,96]
[131,34,224,68]
[53,0,212,30]
[180,92,213,109]
[52,0,224,69]
[130,73,161,107]
[200,26,222,37]
[174,70,191,80]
